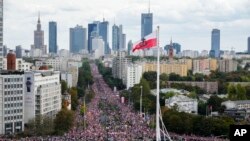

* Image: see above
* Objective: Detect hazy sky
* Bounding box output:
[3,0,250,52]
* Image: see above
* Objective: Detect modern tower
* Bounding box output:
[15,45,22,58]
[112,24,119,51]
[70,25,87,53]
[211,29,220,58]
[88,22,98,53]
[49,21,57,54]
[0,0,3,69]
[127,40,133,55]
[31,13,47,54]
[99,20,110,54]
[164,42,181,54]
[168,39,174,60]
[248,37,250,54]
[141,4,153,38]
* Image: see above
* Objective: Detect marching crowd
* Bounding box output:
[0,63,229,141]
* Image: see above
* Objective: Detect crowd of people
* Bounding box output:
[0,63,229,141]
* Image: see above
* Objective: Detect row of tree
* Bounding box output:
[163,109,234,137]
[96,60,125,90]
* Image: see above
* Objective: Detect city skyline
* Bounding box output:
[3,0,250,52]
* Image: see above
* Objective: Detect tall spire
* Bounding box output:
[38,11,40,23]
[148,0,150,13]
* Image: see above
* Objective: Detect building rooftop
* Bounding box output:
[0,70,24,75]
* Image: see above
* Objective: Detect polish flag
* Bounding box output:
[132,31,157,52]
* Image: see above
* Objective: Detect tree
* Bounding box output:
[70,87,78,111]
[54,109,74,135]
[61,80,68,94]
[139,78,151,95]
[228,84,236,100]
[207,95,223,112]
[236,84,247,100]
[187,91,197,99]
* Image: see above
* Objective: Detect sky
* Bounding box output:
[3,0,250,52]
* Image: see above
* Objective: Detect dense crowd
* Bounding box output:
[0,63,229,141]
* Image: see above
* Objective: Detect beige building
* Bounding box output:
[179,59,192,70]
[143,62,188,76]
[218,59,238,72]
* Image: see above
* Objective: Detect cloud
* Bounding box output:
[3,0,250,52]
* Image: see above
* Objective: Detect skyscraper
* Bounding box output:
[88,22,98,53]
[127,40,133,55]
[164,42,181,54]
[211,29,220,58]
[31,13,47,55]
[112,24,126,51]
[112,24,119,51]
[99,20,110,54]
[141,10,153,38]
[0,0,3,69]
[70,25,87,53]
[49,21,57,54]
[248,37,250,54]
[15,45,22,58]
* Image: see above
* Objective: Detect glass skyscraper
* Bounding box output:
[99,20,110,54]
[112,24,119,51]
[49,21,57,54]
[88,23,98,53]
[164,43,181,54]
[211,29,220,58]
[141,13,153,38]
[70,25,87,53]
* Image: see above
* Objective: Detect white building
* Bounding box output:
[3,58,33,71]
[165,95,198,114]
[0,71,25,134]
[180,50,199,58]
[61,72,73,88]
[124,64,143,90]
[222,100,250,110]
[24,70,61,123]
[92,36,105,59]
[67,65,78,87]
[35,58,61,71]
[112,51,131,80]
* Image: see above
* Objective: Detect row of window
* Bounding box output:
[4,96,23,102]
[4,103,23,108]
[4,84,23,89]
[4,78,23,82]
[4,90,23,96]
[4,115,23,121]
[5,109,23,115]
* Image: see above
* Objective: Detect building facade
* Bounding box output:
[31,14,47,55]
[92,36,104,59]
[70,25,87,53]
[141,13,153,38]
[124,64,143,90]
[0,71,25,134]
[49,21,57,54]
[211,29,220,58]
[112,24,119,51]
[248,37,250,54]
[143,62,188,77]
[24,70,61,123]
[15,46,22,58]
[99,20,109,54]
[0,0,3,69]
[218,59,238,72]
[88,22,98,53]
[112,51,131,80]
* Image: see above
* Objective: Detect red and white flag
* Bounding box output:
[132,31,157,52]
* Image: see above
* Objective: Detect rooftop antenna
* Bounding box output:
[102,13,105,22]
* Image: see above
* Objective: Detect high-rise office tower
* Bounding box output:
[49,21,57,54]
[88,22,98,53]
[70,25,87,54]
[99,20,110,54]
[127,40,133,55]
[141,6,153,38]
[248,37,250,54]
[112,24,119,51]
[164,42,181,54]
[211,29,220,58]
[31,13,47,55]
[15,45,22,58]
[0,0,3,69]
[112,24,126,51]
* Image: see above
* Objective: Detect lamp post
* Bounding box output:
[140,85,143,116]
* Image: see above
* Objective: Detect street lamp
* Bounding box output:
[140,85,143,116]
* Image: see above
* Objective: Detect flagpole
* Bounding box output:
[156,26,161,141]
